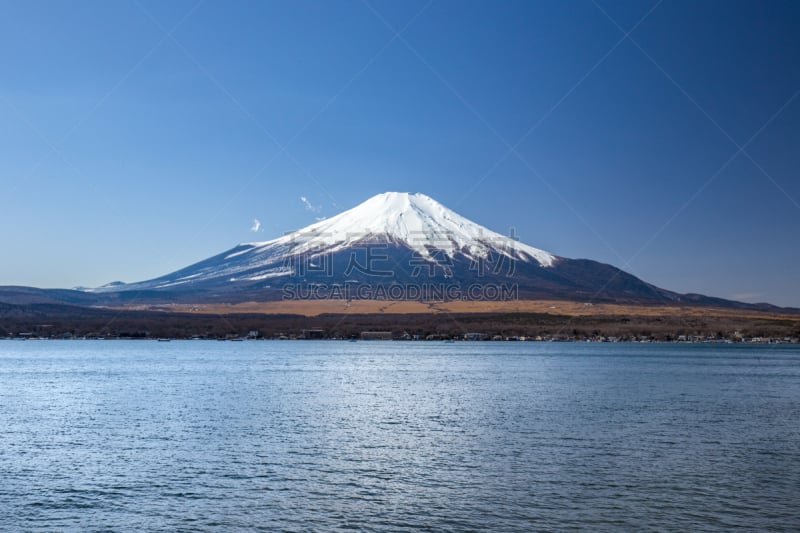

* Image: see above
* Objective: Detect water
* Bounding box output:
[1,341,798,531]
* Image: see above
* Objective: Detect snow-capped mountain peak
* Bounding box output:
[249,192,556,266]
[94,192,557,291]
[85,192,696,306]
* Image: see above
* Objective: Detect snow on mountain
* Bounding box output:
[67,193,780,308]
[248,192,555,266]
[96,192,557,291]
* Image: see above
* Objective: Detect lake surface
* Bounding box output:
[1,341,798,531]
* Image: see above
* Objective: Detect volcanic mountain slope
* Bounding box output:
[76,191,731,306]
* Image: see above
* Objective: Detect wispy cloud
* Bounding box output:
[300,196,320,212]
[250,218,262,232]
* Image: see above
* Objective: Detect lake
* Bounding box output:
[1,340,798,531]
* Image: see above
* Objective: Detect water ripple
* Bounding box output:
[0,341,798,531]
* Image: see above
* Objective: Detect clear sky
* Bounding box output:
[1,0,799,307]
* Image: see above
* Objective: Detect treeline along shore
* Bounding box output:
[1,301,799,342]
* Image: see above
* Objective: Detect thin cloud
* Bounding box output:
[300,196,320,212]
[250,218,262,232]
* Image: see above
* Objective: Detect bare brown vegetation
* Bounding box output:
[116,299,800,321]
[2,299,798,341]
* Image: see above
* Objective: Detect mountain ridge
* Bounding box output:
[0,192,791,311]
[92,192,557,293]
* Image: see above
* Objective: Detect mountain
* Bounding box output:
[70,191,762,308]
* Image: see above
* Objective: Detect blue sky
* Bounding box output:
[1,0,799,306]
